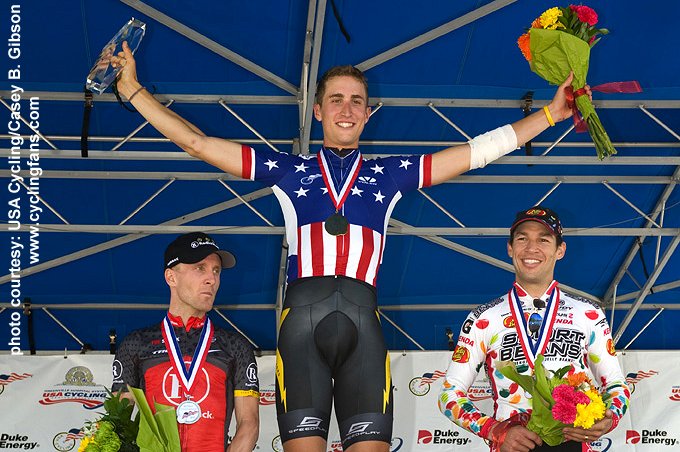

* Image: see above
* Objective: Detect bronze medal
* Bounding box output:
[325,212,349,236]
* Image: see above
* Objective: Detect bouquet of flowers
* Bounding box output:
[79,390,139,452]
[497,354,607,446]
[517,5,617,159]
[128,386,181,452]
[79,387,181,452]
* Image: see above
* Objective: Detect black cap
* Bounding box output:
[164,232,236,269]
[510,206,563,238]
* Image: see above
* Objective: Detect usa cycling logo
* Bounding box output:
[417,429,471,445]
[259,384,276,405]
[669,385,680,402]
[39,366,107,409]
[626,429,678,446]
[357,176,377,185]
[468,381,493,401]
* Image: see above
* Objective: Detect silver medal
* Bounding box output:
[176,399,201,424]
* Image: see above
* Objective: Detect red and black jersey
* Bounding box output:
[112,315,259,452]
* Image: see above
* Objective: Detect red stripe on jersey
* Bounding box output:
[372,234,385,286]
[241,145,253,180]
[356,227,375,282]
[310,222,325,276]
[422,154,433,187]
[335,234,348,276]
[297,225,303,278]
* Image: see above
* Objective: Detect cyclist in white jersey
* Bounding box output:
[439,206,629,452]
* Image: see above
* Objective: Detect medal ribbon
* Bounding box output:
[508,281,560,368]
[161,314,214,393]
[317,148,363,212]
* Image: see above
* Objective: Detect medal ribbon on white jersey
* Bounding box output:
[161,314,214,393]
[317,148,363,211]
[508,281,560,368]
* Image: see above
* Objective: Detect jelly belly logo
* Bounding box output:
[259,384,276,405]
[626,429,678,446]
[39,366,108,409]
[669,385,680,402]
[502,316,516,328]
[417,429,471,445]
[451,345,470,363]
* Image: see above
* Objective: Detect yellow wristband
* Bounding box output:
[543,105,555,127]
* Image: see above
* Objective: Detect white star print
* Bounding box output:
[370,164,384,174]
[264,159,279,171]
[321,187,329,194]
[294,162,308,173]
[294,187,309,198]
[351,186,363,196]
[373,190,385,203]
[399,159,412,170]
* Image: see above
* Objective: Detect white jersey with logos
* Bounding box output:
[438,281,630,438]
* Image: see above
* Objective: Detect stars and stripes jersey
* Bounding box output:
[241,145,432,285]
[111,315,259,452]
[438,281,630,441]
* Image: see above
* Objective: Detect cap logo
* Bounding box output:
[526,209,546,216]
[190,238,217,249]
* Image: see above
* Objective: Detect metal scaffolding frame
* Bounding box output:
[1,0,678,349]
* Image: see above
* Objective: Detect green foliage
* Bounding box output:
[100,390,140,452]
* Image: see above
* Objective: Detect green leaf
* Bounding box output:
[529,28,590,88]
[128,386,180,452]
[496,360,535,394]
[533,355,555,405]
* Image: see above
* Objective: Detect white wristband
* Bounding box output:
[468,124,518,170]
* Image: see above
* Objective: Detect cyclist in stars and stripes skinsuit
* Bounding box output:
[113,41,580,452]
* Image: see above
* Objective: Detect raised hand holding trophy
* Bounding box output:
[85,18,146,94]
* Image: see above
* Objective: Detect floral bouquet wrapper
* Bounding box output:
[128,386,181,452]
[497,355,607,446]
[518,6,641,160]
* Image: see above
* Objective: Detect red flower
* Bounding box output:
[552,401,577,424]
[570,4,598,26]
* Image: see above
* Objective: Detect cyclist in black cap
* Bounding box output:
[439,207,630,452]
[112,232,259,452]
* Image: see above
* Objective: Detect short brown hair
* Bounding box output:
[315,65,368,105]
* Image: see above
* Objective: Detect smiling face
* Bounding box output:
[166,253,222,320]
[313,75,371,149]
[508,221,566,295]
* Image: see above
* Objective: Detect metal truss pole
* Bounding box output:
[613,234,680,343]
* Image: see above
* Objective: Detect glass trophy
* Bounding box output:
[85,18,146,95]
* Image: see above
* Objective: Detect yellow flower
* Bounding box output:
[574,389,606,429]
[539,7,565,30]
[78,436,91,452]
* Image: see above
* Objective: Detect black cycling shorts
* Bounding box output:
[275,276,393,449]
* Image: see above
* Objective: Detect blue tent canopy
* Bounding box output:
[1,0,679,352]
